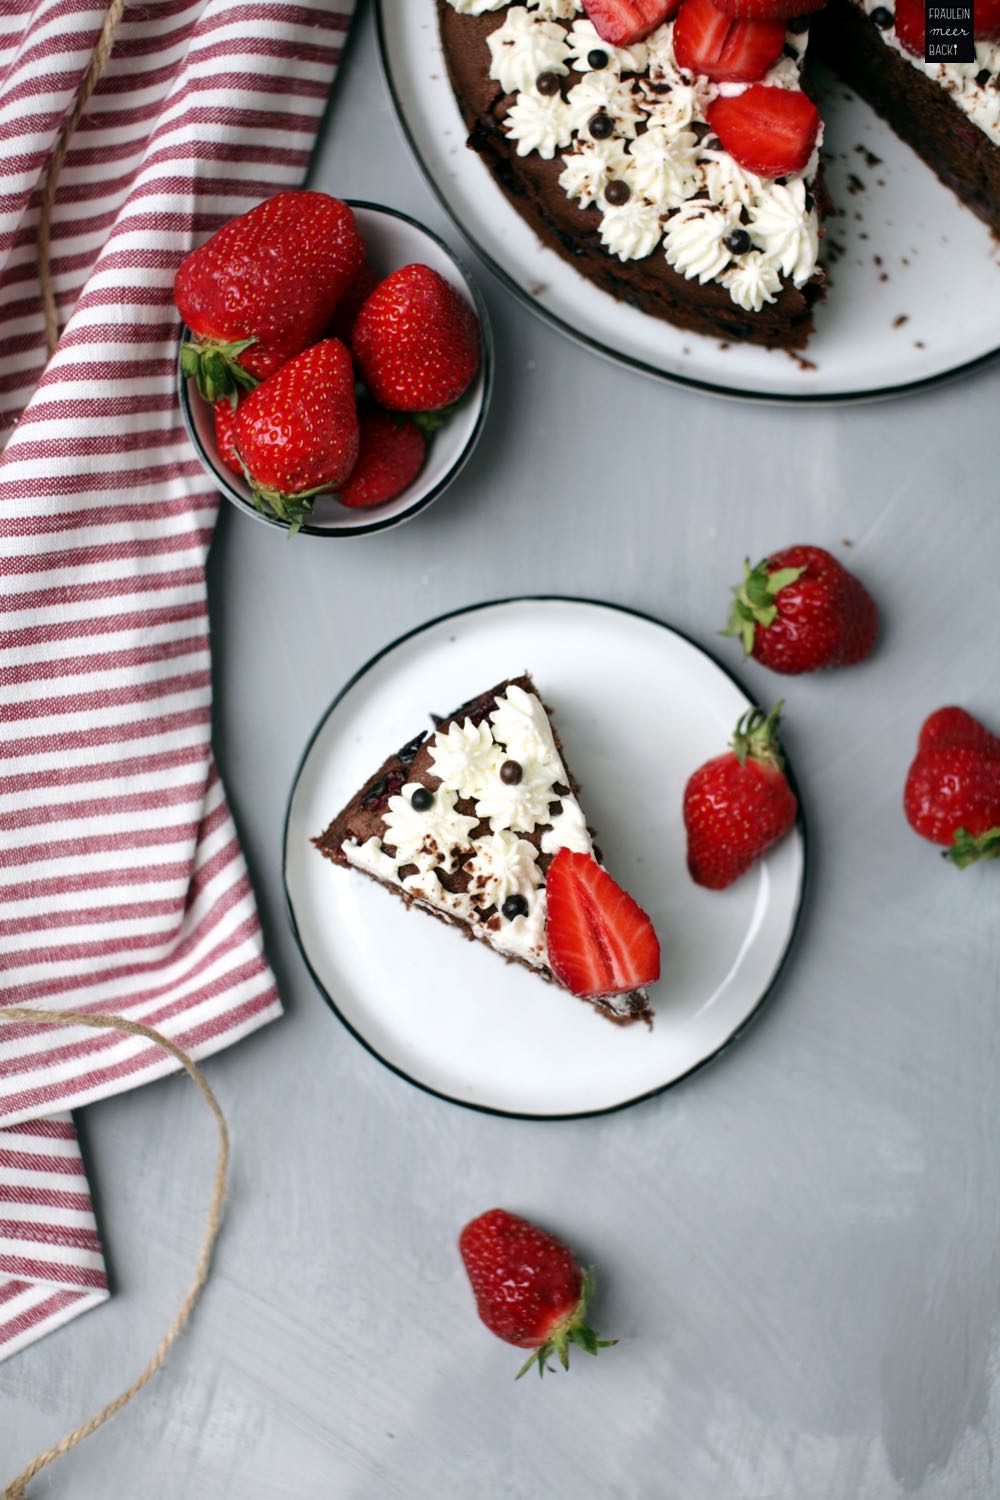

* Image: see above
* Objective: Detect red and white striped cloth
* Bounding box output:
[0,0,354,1359]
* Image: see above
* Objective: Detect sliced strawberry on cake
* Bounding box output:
[314,675,660,1024]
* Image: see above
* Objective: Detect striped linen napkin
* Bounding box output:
[0,0,355,1360]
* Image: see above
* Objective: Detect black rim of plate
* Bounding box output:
[177,200,495,538]
[282,595,809,1122]
[373,1,1000,409]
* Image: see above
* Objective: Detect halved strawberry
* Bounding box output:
[710,0,825,19]
[674,0,785,82]
[975,0,1000,36]
[707,85,820,177]
[545,849,660,1000]
[583,0,679,46]
[894,0,924,53]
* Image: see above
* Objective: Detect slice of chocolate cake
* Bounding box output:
[436,0,827,350]
[314,674,660,1025]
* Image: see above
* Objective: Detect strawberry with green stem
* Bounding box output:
[175,191,364,401]
[459,1208,616,1379]
[233,339,359,534]
[723,544,878,675]
[684,703,798,890]
[904,707,1000,868]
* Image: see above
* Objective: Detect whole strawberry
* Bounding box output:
[459,1208,615,1379]
[904,707,1000,867]
[684,703,797,890]
[351,264,480,413]
[234,339,359,533]
[338,407,426,509]
[175,192,364,400]
[724,545,878,674]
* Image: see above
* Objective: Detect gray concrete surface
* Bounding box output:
[4,4,1000,1495]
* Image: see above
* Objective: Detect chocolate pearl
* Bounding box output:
[501,894,529,921]
[499,759,523,785]
[977,68,992,86]
[604,178,631,206]
[587,48,610,69]
[410,787,433,812]
[869,5,893,25]
[535,70,560,96]
[589,112,614,139]
[786,13,812,29]
[723,227,752,255]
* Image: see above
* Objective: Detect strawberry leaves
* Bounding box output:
[180,337,259,403]
[723,558,806,655]
[514,1270,618,1380]
[944,826,1000,869]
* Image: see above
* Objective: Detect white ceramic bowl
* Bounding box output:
[178,201,493,537]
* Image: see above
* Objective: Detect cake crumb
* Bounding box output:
[842,538,854,548]
[846,173,865,196]
[528,282,549,297]
[914,340,926,349]
[855,145,883,168]
[892,314,909,329]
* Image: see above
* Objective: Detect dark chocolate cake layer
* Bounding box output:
[436,1,826,351]
[315,675,652,1027]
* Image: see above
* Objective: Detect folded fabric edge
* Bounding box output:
[0,1284,109,1364]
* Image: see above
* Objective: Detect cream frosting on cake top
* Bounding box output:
[443,0,823,311]
[340,684,624,996]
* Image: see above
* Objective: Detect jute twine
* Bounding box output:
[0,1009,230,1500]
[36,0,127,358]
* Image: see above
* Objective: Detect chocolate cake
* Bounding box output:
[314,674,656,1025]
[437,0,826,350]
[436,0,1000,351]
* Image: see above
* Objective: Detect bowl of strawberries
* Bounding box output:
[176,193,492,537]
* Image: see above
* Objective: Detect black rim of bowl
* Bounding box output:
[176,200,495,538]
[282,594,809,1122]
[373,0,999,409]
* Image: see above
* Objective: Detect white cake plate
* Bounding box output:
[284,598,806,1117]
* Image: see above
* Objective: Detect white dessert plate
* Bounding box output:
[178,202,493,537]
[284,597,806,1118]
[374,4,1000,404]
